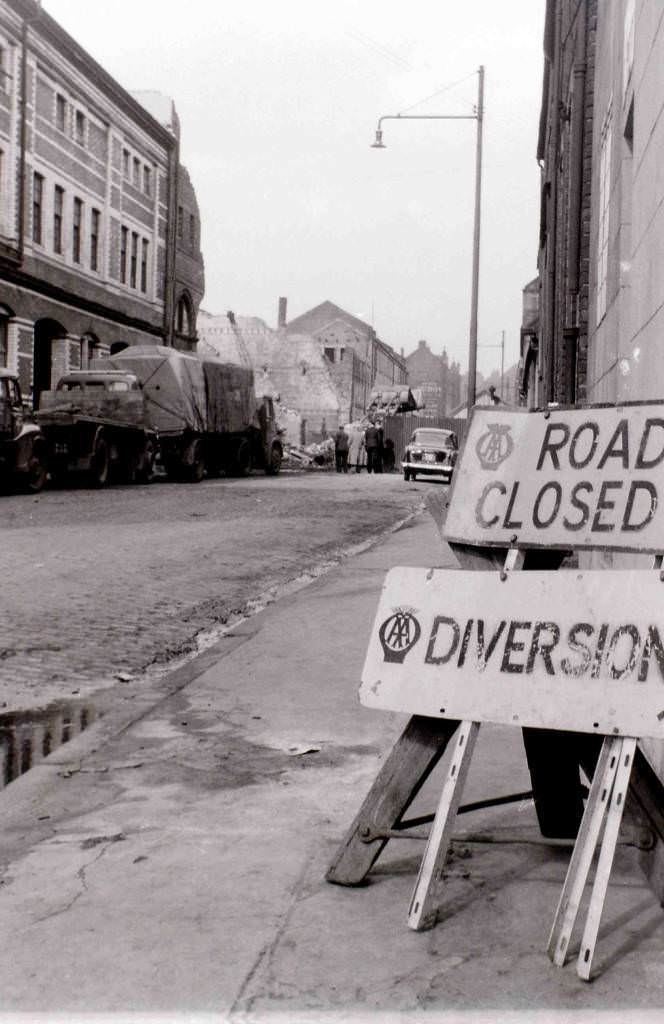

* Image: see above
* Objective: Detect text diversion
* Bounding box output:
[422,615,664,682]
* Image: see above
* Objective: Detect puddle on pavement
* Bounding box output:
[0,700,96,788]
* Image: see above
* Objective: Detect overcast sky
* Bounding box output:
[45,0,545,377]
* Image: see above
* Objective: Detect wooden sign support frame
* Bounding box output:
[326,537,664,980]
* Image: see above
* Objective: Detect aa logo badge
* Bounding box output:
[476,423,514,470]
[378,609,421,664]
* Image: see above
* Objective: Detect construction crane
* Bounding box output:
[226,310,252,370]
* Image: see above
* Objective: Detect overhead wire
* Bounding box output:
[397,70,478,115]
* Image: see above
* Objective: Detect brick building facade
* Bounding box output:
[197,312,341,443]
[526,0,597,407]
[0,0,204,404]
[283,300,407,423]
[404,339,462,416]
[530,0,664,782]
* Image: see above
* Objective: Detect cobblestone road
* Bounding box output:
[2,470,426,712]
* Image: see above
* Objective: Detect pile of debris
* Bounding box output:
[282,438,335,469]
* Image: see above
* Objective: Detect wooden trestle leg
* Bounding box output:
[326,714,460,886]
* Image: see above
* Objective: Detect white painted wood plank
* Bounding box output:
[547,736,621,966]
[577,737,637,981]
[407,720,480,932]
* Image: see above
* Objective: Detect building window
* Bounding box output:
[177,205,183,239]
[120,226,128,283]
[55,93,66,132]
[143,165,151,196]
[73,197,83,263]
[0,315,7,367]
[90,208,100,272]
[140,238,148,293]
[596,103,613,325]
[189,213,195,247]
[122,148,130,178]
[75,110,86,146]
[53,185,64,254]
[130,231,138,288]
[133,157,140,187]
[324,347,335,363]
[32,172,43,245]
[0,45,8,93]
[176,295,192,335]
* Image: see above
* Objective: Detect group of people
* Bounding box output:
[333,421,395,474]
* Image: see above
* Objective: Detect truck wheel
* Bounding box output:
[89,437,109,487]
[136,439,155,483]
[24,450,48,494]
[232,439,252,477]
[265,443,282,476]
[183,439,205,483]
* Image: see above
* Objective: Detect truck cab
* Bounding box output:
[37,370,156,486]
[0,370,47,493]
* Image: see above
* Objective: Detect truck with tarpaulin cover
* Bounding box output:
[96,345,283,482]
[36,370,157,486]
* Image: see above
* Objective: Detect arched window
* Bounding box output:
[176,293,193,336]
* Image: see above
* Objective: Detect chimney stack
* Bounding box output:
[278,297,288,328]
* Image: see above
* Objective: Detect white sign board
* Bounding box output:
[444,403,664,552]
[361,567,664,739]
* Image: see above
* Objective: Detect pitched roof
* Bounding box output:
[285,301,374,336]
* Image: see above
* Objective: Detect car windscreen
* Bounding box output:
[412,431,456,448]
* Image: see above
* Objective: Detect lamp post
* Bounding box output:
[371,65,484,414]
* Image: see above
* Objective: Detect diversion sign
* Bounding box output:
[444,403,664,552]
[360,567,664,739]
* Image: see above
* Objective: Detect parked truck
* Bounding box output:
[36,370,157,486]
[96,345,283,482]
[0,370,48,493]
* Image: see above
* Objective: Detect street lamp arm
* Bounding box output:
[376,113,478,128]
[372,113,477,147]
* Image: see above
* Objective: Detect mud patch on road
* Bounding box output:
[83,704,381,793]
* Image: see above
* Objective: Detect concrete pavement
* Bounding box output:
[1,504,664,1020]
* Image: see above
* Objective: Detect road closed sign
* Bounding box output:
[360,567,664,739]
[444,404,664,552]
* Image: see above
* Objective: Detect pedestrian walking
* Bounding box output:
[348,425,365,473]
[382,437,395,472]
[334,424,350,473]
[364,421,380,474]
[374,421,384,474]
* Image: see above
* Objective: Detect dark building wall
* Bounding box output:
[404,340,462,415]
[406,339,442,384]
[536,0,597,406]
[174,164,205,351]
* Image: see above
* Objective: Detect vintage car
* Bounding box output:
[402,427,458,482]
